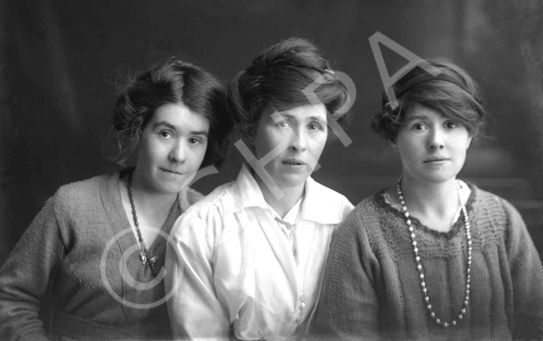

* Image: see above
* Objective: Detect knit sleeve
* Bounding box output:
[502,199,543,339]
[309,205,380,341]
[0,195,65,341]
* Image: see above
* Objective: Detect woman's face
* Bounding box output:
[253,103,328,193]
[392,104,472,184]
[134,102,209,194]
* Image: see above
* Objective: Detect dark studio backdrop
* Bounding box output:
[1,0,543,268]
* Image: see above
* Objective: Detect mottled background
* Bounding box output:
[1,0,542,267]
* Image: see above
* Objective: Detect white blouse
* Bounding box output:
[165,165,353,340]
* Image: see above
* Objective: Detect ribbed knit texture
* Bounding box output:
[0,171,202,341]
[310,184,543,341]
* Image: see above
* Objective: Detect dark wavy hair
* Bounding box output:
[227,37,352,140]
[371,58,486,142]
[108,58,233,168]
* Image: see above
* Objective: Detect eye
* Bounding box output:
[308,122,324,131]
[445,120,458,129]
[189,137,203,145]
[411,122,427,131]
[276,121,291,129]
[159,130,173,139]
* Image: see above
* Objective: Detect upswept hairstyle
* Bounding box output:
[227,37,352,139]
[371,58,487,142]
[109,58,233,167]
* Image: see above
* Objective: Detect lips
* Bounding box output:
[424,157,450,163]
[282,159,305,166]
[161,168,183,175]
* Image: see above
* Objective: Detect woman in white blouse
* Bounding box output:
[165,37,354,340]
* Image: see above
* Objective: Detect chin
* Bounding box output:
[156,179,187,194]
[421,173,458,184]
[276,173,309,189]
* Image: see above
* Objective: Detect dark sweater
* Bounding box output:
[0,171,202,341]
[310,184,543,340]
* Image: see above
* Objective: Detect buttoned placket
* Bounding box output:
[266,200,309,327]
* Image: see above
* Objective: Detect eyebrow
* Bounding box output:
[152,121,209,136]
[403,115,429,123]
[275,112,327,123]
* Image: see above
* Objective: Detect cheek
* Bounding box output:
[453,135,471,153]
[396,138,419,158]
[136,139,156,164]
[311,135,327,156]
[188,145,207,167]
[254,129,281,159]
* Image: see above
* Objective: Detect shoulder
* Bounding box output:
[306,178,355,222]
[332,190,397,252]
[185,188,205,205]
[335,192,385,235]
[173,181,237,233]
[314,181,353,205]
[468,183,521,225]
[53,173,112,212]
[184,180,237,216]
[466,183,529,243]
[350,191,387,223]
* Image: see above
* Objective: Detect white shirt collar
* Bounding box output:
[229,164,347,225]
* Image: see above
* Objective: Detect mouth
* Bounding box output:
[282,159,306,166]
[424,157,450,163]
[161,168,183,175]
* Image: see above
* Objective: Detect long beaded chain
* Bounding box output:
[397,176,472,328]
[127,170,158,276]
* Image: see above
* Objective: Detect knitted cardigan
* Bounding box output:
[310,183,543,341]
[0,171,202,341]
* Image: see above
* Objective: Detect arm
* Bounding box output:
[502,200,543,339]
[0,196,64,341]
[165,210,230,340]
[309,208,380,341]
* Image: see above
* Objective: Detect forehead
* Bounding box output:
[149,103,209,131]
[404,104,447,121]
[272,103,327,121]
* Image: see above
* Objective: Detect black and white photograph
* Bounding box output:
[1,1,542,340]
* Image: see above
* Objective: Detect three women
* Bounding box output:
[1,38,541,341]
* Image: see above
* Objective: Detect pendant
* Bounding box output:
[140,251,148,265]
[140,250,158,275]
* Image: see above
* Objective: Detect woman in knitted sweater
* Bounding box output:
[0,58,233,340]
[311,59,543,340]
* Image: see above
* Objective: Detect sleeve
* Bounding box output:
[165,209,230,340]
[0,196,65,341]
[502,200,543,339]
[309,208,380,341]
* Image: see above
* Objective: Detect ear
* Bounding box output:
[389,139,398,153]
[466,135,472,149]
[246,130,256,145]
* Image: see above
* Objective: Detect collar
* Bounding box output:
[229,164,346,225]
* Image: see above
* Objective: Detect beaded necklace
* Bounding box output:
[267,198,303,258]
[396,176,472,328]
[127,170,177,276]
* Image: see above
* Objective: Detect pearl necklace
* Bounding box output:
[396,177,472,328]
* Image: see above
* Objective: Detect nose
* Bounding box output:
[288,127,307,152]
[428,127,445,150]
[168,140,187,163]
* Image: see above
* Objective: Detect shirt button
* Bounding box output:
[300,302,306,309]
